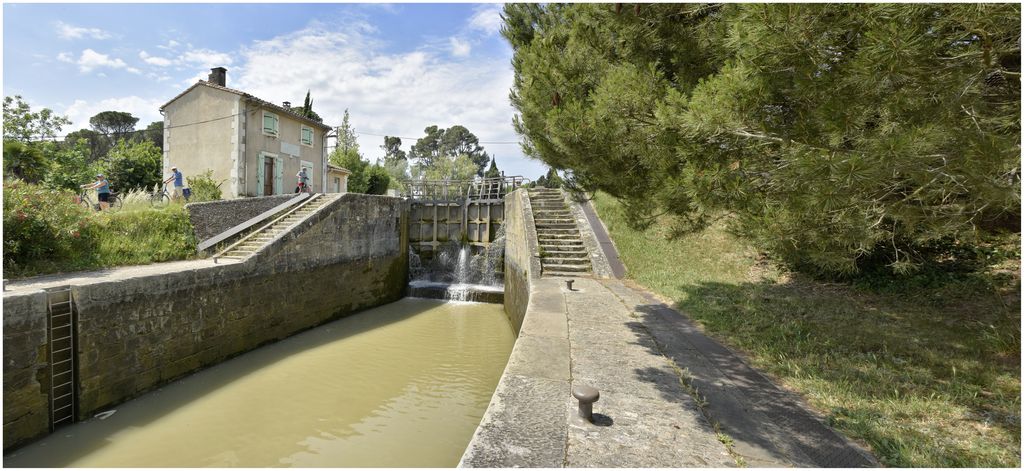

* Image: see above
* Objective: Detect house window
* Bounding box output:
[262,111,279,137]
[300,125,314,147]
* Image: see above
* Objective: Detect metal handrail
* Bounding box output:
[212,194,323,262]
[197,193,311,253]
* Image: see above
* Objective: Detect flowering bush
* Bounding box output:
[3,179,99,272]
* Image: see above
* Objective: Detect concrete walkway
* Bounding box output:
[461,274,876,467]
[4,258,237,295]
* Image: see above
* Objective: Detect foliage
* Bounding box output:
[3,179,98,274]
[63,128,109,162]
[503,3,1021,276]
[3,95,71,142]
[329,147,369,193]
[336,109,359,155]
[484,157,501,179]
[365,164,391,195]
[592,192,1021,467]
[382,158,409,192]
[3,180,197,278]
[3,140,49,183]
[89,110,139,145]
[185,169,224,202]
[42,140,98,191]
[409,125,491,176]
[100,139,162,192]
[534,167,562,189]
[381,135,407,164]
[298,90,323,123]
[143,121,163,150]
[413,153,479,182]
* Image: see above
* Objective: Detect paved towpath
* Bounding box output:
[3,258,237,295]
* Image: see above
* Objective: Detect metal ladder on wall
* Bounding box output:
[45,286,77,430]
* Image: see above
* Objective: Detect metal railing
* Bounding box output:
[401,176,528,203]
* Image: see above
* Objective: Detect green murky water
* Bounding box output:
[5,298,514,467]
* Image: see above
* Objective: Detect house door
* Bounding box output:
[263,157,274,196]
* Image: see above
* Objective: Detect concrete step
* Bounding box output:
[537,234,583,241]
[536,240,585,248]
[534,221,576,229]
[543,250,589,258]
[537,228,580,236]
[542,263,591,273]
[541,257,592,266]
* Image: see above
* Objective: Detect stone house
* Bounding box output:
[160,67,347,198]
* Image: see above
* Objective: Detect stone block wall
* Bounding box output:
[2,193,408,451]
[186,194,295,242]
[502,190,541,334]
[2,291,50,447]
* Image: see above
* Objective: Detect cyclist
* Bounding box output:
[163,166,184,202]
[295,167,311,193]
[80,174,111,211]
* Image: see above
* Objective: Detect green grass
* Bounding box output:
[591,192,1021,467]
[6,201,197,279]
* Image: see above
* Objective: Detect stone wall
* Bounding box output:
[2,193,408,451]
[502,190,541,334]
[186,194,296,242]
[2,291,50,447]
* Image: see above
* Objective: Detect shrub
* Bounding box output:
[366,164,391,195]
[100,139,162,192]
[3,141,49,183]
[2,179,98,273]
[186,169,224,202]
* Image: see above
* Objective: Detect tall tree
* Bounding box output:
[484,157,501,179]
[298,90,323,123]
[335,109,359,156]
[89,111,139,144]
[503,3,1021,275]
[143,121,163,150]
[3,95,71,142]
[381,136,407,164]
[63,129,109,163]
[408,125,491,176]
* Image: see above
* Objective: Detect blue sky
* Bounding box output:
[3,3,548,179]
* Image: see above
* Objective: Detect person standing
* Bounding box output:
[80,174,111,211]
[163,166,184,202]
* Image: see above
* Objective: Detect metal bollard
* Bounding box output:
[572,384,599,423]
[565,279,575,291]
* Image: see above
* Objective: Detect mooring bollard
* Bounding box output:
[572,384,599,423]
[565,279,575,291]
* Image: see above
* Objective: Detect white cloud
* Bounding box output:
[57,52,74,63]
[468,4,504,36]
[180,48,233,68]
[157,40,180,51]
[139,51,174,67]
[450,37,471,57]
[55,21,112,40]
[231,24,523,172]
[62,96,165,130]
[76,49,130,73]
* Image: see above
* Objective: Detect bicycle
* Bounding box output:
[295,181,313,194]
[77,190,123,212]
[150,185,171,207]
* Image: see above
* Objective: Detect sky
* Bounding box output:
[2,2,549,179]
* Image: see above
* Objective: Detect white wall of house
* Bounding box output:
[162,86,240,197]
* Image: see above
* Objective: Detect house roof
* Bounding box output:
[160,80,333,131]
[327,164,352,175]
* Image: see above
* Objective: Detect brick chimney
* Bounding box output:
[208,67,227,86]
[282,101,291,109]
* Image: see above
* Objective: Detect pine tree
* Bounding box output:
[484,157,501,179]
[503,3,1021,275]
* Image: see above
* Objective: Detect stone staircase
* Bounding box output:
[529,188,593,277]
[214,194,330,261]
